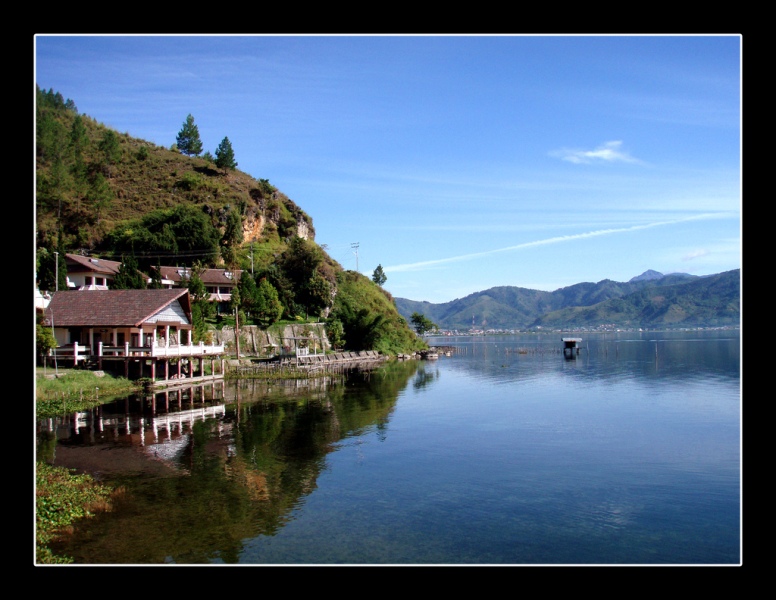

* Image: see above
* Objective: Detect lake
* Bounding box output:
[37,329,741,565]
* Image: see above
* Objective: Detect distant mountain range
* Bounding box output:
[394,269,741,331]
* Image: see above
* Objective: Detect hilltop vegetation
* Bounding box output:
[35,86,426,355]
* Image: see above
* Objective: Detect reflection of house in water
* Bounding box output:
[36,366,414,554]
[39,383,230,473]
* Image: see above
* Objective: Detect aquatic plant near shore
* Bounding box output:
[35,462,120,564]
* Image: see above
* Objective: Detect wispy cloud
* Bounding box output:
[385,213,726,273]
[550,140,642,165]
[681,249,710,261]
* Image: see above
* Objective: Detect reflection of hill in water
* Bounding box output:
[42,360,420,564]
[435,332,740,384]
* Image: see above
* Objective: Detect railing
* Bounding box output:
[48,343,91,365]
[49,340,226,364]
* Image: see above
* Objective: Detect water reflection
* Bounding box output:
[429,330,740,385]
[38,360,420,564]
[36,331,740,565]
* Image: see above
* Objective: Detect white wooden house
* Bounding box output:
[42,288,225,383]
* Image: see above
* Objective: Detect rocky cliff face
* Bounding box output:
[214,323,330,357]
[294,217,313,241]
[241,209,266,244]
[241,205,313,244]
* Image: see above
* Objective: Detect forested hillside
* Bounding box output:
[34,86,424,355]
[395,269,740,331]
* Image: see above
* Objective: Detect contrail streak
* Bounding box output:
[385,213,727,273]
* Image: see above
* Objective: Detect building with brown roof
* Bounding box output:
[57,255,242,315]
[64,253,123,290]
[150,266,242,314]
[42,288,225,382]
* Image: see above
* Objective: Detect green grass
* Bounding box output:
[35,368,142,419]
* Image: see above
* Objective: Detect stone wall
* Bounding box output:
[213,323,330,357]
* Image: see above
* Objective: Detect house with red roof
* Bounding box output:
[150,266,242,315]
[55,254,242,314]
[42,288,225,383]
[64,253,123,290]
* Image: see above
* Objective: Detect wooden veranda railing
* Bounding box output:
[48,341,226,365]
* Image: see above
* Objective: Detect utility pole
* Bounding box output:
[250,243,254,276]
[49,307,58,376]
[234,306,240,358]
[351,242,360,272]
[54,251,59,292]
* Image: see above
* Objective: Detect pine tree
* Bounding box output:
[215,136,238,172]
[176,114,203,157]
[56,236,68,292]
[372,264,387,286]
[98,130,121,177]
[69,115,88,187]
[113,254,146,289]
[148,264,164,289]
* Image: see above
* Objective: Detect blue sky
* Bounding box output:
[34,34,741,304]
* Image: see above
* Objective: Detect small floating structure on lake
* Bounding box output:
[562,337,583,358]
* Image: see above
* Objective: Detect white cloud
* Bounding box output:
[551,140,642,165]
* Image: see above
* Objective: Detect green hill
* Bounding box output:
[34,86,425,355]
[396,270,740,331]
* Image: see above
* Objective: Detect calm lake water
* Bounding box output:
[37,330,741,565]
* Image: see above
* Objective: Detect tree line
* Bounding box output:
[175,113,237,172]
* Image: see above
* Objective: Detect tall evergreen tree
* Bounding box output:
[183,267,208,303]
[98,130,121,177]
[56,236,68,292]
[87,173,113,223]
[215,136,238,172]
[112,254,146,289]
[176,114,203,157]
[148,264,164,289]
[220,208,243,266]
[372,264,387,286]
[254,278,283,328]
[36,247,59,293]
[69,115,88,188]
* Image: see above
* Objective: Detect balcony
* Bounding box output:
[49,340,226,365]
